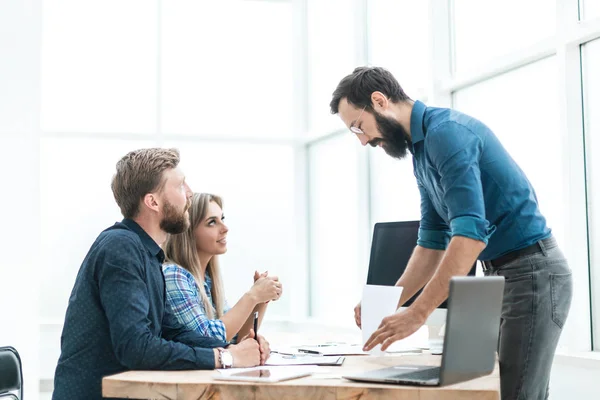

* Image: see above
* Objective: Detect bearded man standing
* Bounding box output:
[331,67,572,400]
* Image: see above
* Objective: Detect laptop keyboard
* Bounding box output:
[393,367,440,381]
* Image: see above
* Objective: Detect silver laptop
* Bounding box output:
[343,276,504,386]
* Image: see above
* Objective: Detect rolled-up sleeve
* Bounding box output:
[416,179,451,250]
[426,121,496,244]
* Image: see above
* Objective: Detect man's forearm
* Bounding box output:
[395,245,445,307]
[411,236,485,318]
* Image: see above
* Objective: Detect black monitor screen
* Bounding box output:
[366,221,476,309]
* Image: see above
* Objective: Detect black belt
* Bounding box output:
[483,237,555,270]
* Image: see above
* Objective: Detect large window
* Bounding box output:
[41,0,158,133]
[580,0,600,20]
[39,138,154,320]
[452,0,555,74]
[369,149,421,226]
[367,0,430,99]
[307,0,360,134]
[582,38,600,349]
[161,0,294,138]
[38,0,300,384]
[308,135,365,325]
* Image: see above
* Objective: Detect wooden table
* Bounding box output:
[102,354,500,399]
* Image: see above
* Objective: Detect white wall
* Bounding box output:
[0,0,41,398]
[550,355,600,399]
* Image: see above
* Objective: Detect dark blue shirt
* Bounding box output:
[410,100,551,260]
[52,219,226,400]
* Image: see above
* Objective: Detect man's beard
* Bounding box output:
[370,111,412,159]
[160,199,191,234]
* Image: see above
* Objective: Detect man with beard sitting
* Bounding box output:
[52,148,268,400]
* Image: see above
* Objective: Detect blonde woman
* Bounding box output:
[163,193,282,343]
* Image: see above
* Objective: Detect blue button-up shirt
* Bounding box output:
[52,219,226,400]
[410,100,551,260]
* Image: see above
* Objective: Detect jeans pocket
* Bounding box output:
[550,272,573,328]
[499,272,533,319]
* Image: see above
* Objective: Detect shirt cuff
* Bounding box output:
[212,320,227,342]
[449,216,496,244]
[417,228,451,250]
[194,347,218,369]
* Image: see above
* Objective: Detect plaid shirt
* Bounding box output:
[163,264,231,342]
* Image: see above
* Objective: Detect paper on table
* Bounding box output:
[361,284,403,355]
[265,353,344,366]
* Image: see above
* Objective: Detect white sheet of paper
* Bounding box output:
[361,284,403,355]
[217,365,320,376]
[265,353,342,366]
[296,344,368,356]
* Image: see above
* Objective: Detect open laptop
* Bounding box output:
[343,276,504,386]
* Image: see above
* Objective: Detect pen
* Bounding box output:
[270,350,298,356]
[298,349,321,354]
[253,311,259,338]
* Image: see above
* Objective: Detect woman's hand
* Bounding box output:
[253,270,279,303]
[254,270,269,283]
[248,276,282,303]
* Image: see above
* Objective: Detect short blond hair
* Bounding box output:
[111,148,180,219]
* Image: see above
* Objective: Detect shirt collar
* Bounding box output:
[121,218,165,263]
[409,100,427,152]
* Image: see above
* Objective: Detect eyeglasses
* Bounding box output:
[349,105,367,135]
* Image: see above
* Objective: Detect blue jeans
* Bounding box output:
[483,237,572,400]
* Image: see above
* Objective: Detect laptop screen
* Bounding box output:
[366,221,477,309]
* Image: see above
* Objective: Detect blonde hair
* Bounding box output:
[111,148,180,219]
[164,193,225,319]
